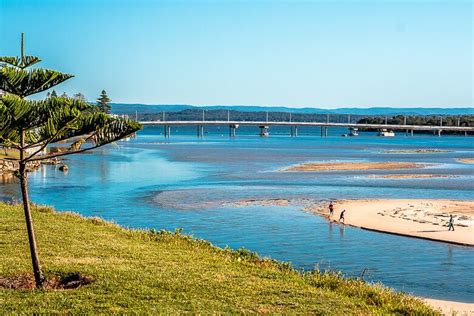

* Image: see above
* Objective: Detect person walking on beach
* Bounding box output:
[339,209,346,224]
[329,201,334,217]
[448,214,455,231]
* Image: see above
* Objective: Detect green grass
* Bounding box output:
[0,148,19,159]
[0,202,437,314]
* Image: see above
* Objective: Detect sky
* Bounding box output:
[0,0,472,108]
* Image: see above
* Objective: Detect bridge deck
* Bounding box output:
[139,120,474,132]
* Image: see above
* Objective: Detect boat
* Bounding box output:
[377,129,395,137]
[259,125,270,137]
[349,127,359,136]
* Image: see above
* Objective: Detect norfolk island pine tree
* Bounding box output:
[97,90,111,114]
[0,34,141,288]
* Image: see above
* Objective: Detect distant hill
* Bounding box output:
[111,104,194,114]
[112,103,473,116]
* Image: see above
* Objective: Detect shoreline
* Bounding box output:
[225,198,474,247]
[306,199,474,247]
[353,224,473,247]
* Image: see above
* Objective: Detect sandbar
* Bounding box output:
[369,174,457,179]
[222,199,292,207]
[458,158,474,164]
[384,149,451,154]
[306,199,474,246]
[283,161,428,172]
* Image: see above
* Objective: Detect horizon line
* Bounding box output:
[108,103,474,110]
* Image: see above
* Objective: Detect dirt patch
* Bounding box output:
[0,272,93,290]
[0,273,34,289]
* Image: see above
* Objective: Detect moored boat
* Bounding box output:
[349,127,359,136]
[377,129,395,137]
[259,125,270,137]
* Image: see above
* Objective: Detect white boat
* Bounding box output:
[377,129,395,137]
[349,127,359,136]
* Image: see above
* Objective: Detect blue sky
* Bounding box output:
[0,0,472,108]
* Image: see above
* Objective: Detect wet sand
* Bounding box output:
[384,149,451,154]
[307,199,474,246]
[283,161,429,172]
[369,174,457,179]
[222,199,292,207]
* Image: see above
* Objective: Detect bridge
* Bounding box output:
[139,120,474,138]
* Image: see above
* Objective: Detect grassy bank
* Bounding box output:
[0,148,19,160]
[0,203,436,314]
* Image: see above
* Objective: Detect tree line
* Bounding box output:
[357,115,474,127]
[133,110,473,130]
[137,109,366,123]
[44,89,112,114]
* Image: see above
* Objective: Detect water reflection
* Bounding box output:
[339,225,345,238]
[1,173,15,184]
[99,151,110,183]
[447,245,453,265]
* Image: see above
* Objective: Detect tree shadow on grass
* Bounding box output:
[0,272,93,290]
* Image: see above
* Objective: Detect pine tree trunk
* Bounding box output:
[19,132,44,288]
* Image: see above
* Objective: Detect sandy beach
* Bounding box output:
[424,298,474,315]
[283,161,429,172]
[226,197,474,245]
[307,199,474,246]
[224,198,474,246]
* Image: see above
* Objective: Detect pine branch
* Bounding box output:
[0,56,41,69]
[0,137,21,149]
[0,67,74,97]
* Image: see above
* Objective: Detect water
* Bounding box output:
[1,125,473,302]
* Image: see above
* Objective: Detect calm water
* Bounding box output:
[1,125,473,302]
